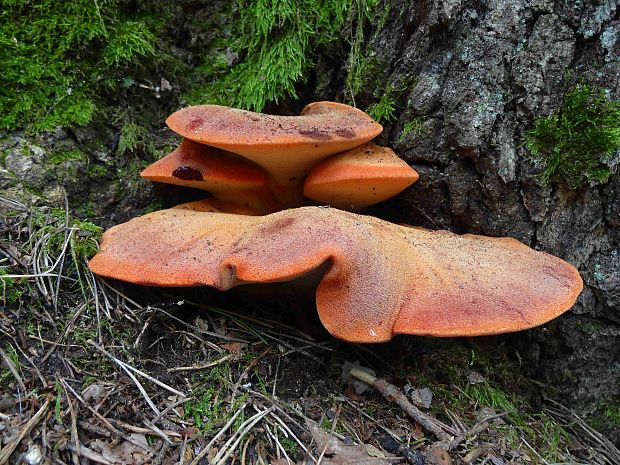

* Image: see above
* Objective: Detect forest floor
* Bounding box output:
[1,197,619,465]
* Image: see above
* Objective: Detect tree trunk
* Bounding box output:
[321,0,619,439]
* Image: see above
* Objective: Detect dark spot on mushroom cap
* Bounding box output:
[186,118,204,132]
[334,128,355,138]
[299,128,332,140]
[258,216,296,235]
[172,166,204,181]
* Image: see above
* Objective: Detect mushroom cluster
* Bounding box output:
[141,102,419,213]
[88,102,583,343]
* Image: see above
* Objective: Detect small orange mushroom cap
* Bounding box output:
[303,143,419,210]
[165,102,383,206]
[89,207,583,343]
[140,139,281,214]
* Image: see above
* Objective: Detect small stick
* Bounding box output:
[344,399,402,441]
[112,419,182,439]
[0,398,51,464]
[349,367,454,441]
[316,405,342,465]
[143,419,174,445]
[0,346,27,394]
[66,444,114,465]
[211,407,273,465]
[268,412,316,462]
[449,412,508,450]
[68,397,80,465]
[151,396,194,424]
[167,354,235,373]
[89,340,186,397]
[189,403,248,465]
[60,378,154,453]
[229,346,272,409]
[264,422,291,464]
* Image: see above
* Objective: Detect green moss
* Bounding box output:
[0,0,172,131]
[183,364,247,433]
[87,164,111,179]
[54,381,65,424]
[117,123,154,156]
[466,382,524,427]
[366,91,397,123]
[400,117,429,141]
[189,0,380,111]
[280,437,301,461]
[345,0,381,99]
[48,149,86,165]
[0,344,20,389]
[22,209,103,300]
[589,401,620,431]
[0,270,24,305]
[346,52,381,99]
[524,83,620,189]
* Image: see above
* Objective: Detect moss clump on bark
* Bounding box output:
[524,83,620,189]
[188,0,380,112]
[0,0,177,131]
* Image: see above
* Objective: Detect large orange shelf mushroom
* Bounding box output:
[89,206,583,343]
[165,102,383,206]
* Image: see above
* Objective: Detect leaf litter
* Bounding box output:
[0,196,618,465]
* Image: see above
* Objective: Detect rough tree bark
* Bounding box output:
[312,0,619,439]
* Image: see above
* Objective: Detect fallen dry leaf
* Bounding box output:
[306,419,394,465]
[220,342,246,353]
[425,446,452,465]
[91,434,153,465]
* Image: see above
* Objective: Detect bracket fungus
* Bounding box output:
[164,102,383,207]
[89,206,583,343]
[303,143,419,210]
[90,101,583,343]
[140,139,280,214]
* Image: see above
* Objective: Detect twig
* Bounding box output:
[68,397,80,465]
[211,407,273,465]
[316,405,342,465]
[167,353,236,373]
[544,398,620,465]
[264,422,291,464]
[449,412,508,450]
[60,378,155,454]
[89,340,186,397]
[152,306,247,343]
[269,411,317,462]
[189,403,248,465]
[0,398,51,464]
[0,345,27,394]
[66,444,114,465]
[115,352,161,415]
[151,396,194,424]
[143,419,174,444]
[520,435,549,465]
[344,399,402,441]
[349,367,455,441]
[229,346,272,409]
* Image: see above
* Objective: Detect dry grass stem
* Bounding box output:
[0,398,51,465]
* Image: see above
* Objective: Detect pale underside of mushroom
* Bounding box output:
[88,206,583,343]
[166,102,383,206]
